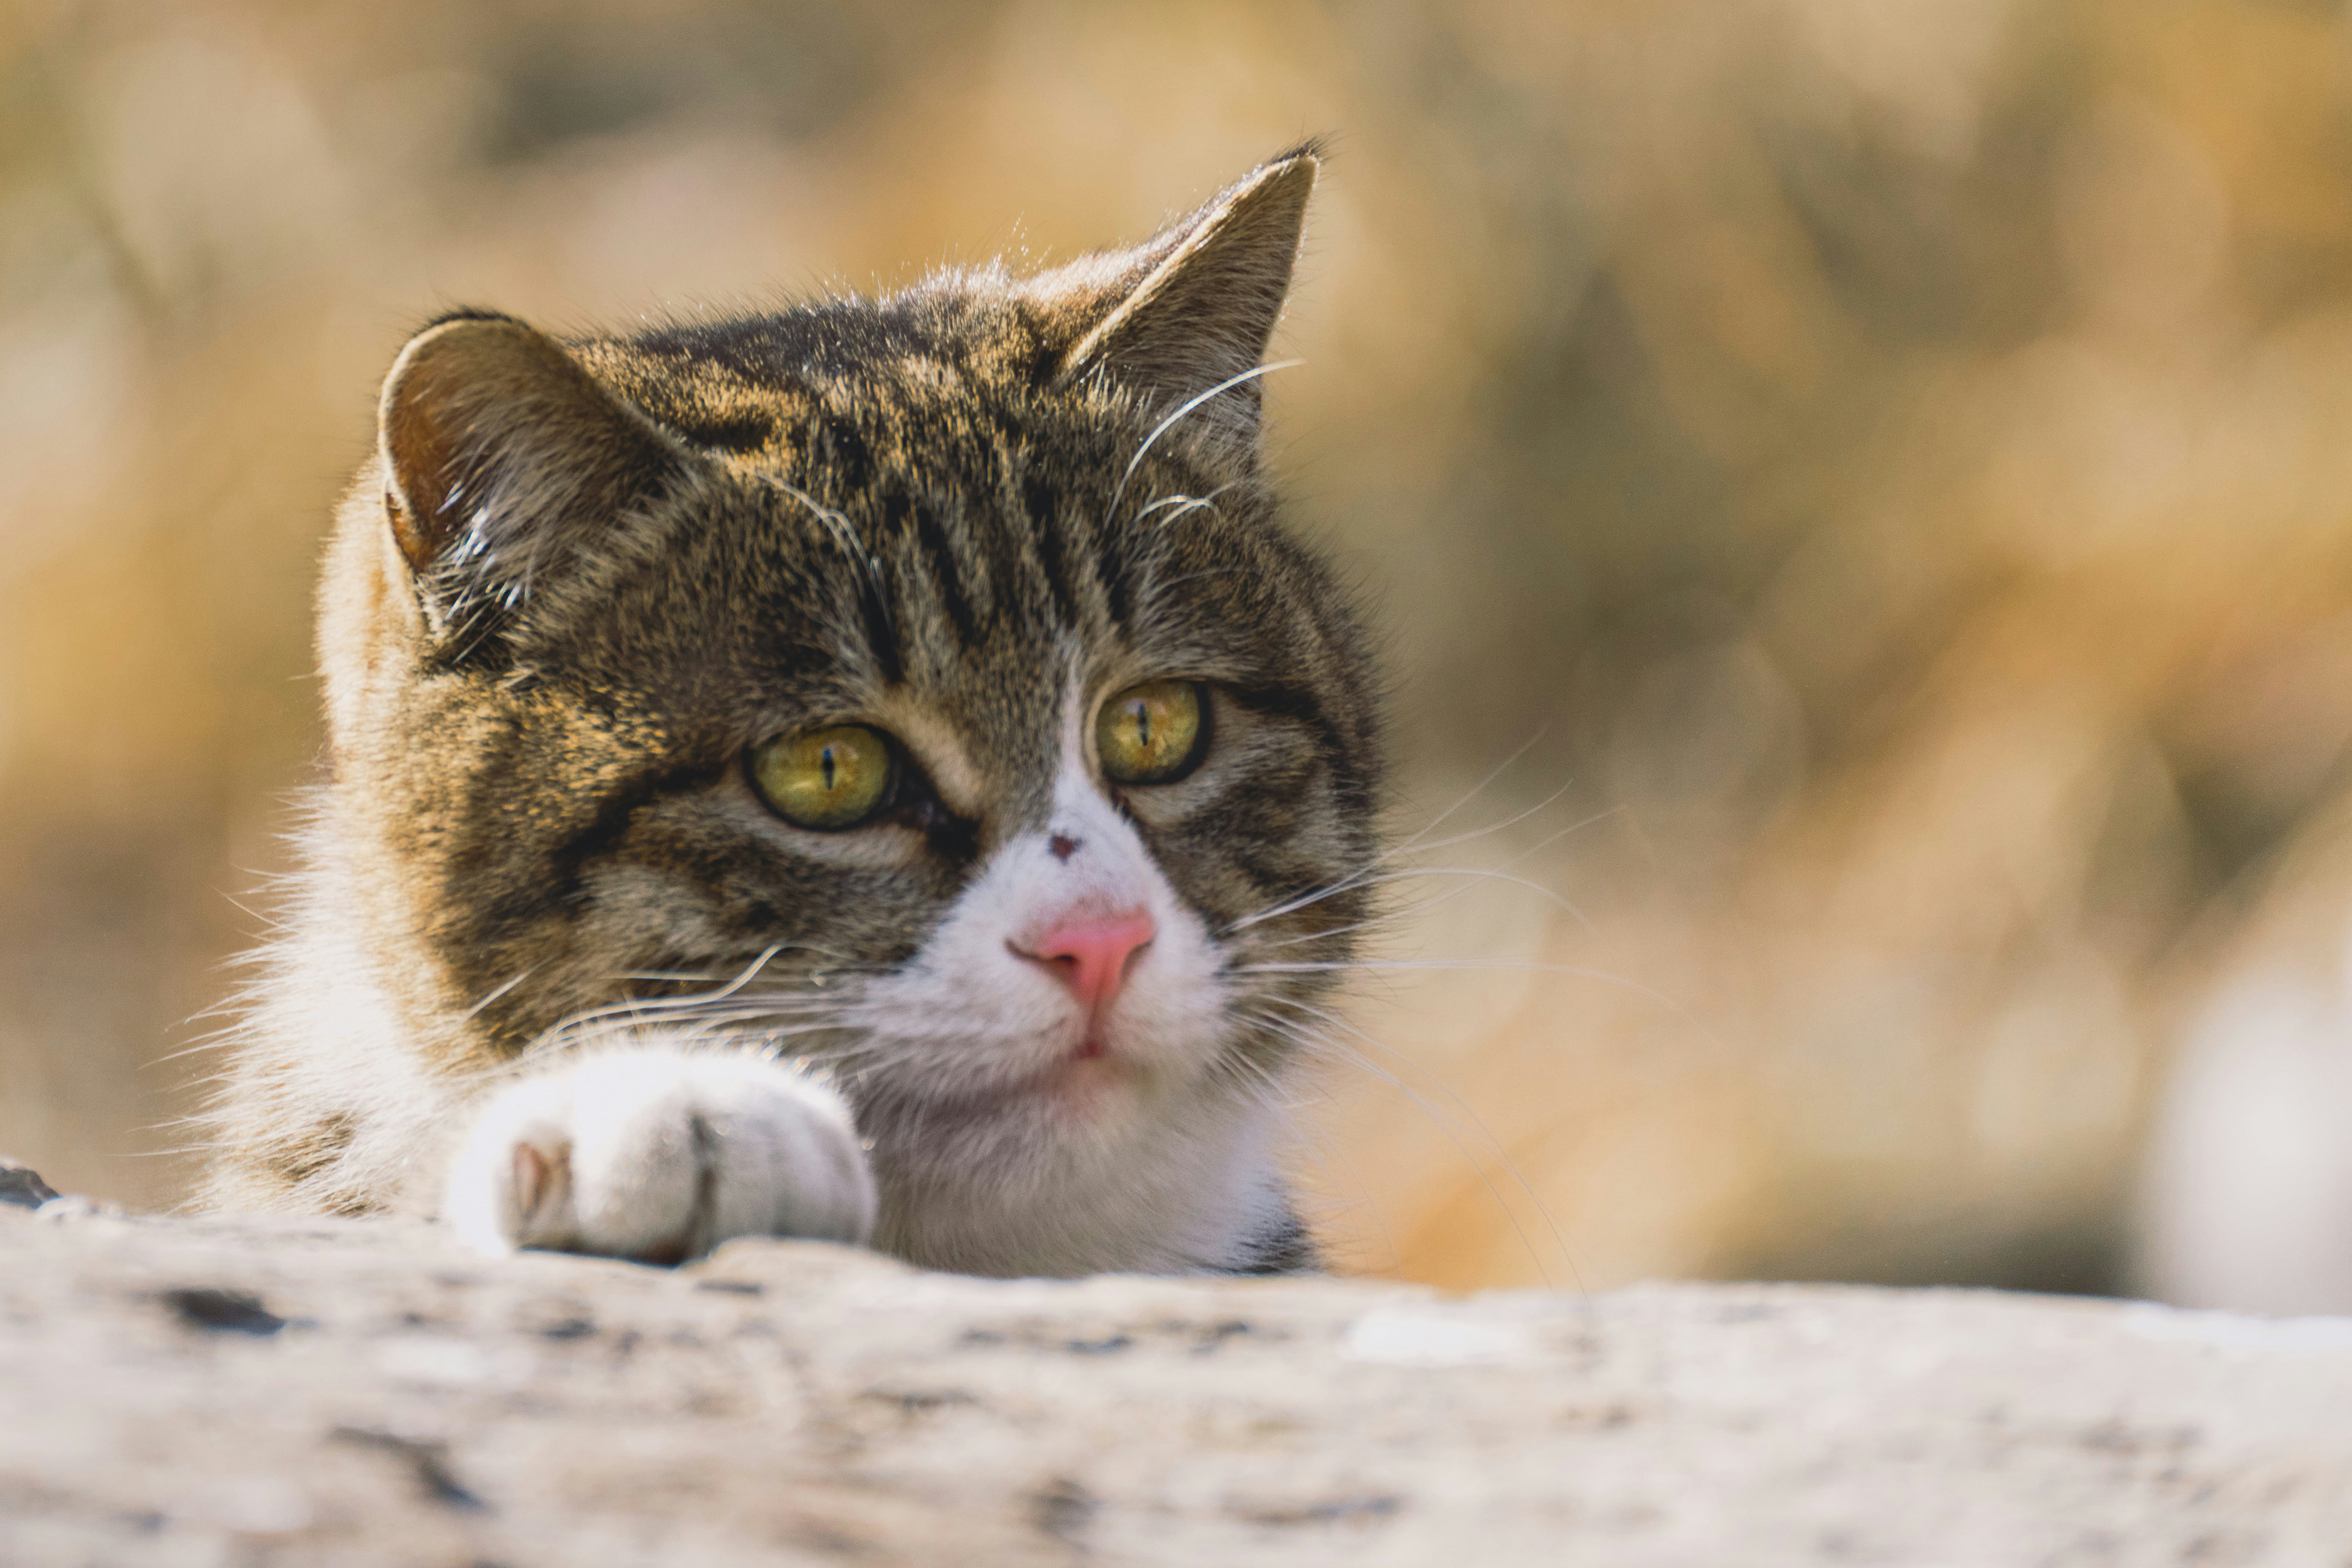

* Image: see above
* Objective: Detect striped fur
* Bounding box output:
[201,146,1384,1277]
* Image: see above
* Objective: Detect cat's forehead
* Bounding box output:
[554,317,1275,797]
[575,290,1058,449]
[521,276,1341,836]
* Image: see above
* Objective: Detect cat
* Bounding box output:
[199,144,1386,1278]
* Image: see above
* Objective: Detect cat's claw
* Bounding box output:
[442,1048,877,1263]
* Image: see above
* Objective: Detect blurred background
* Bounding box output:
[7,0,2352,1310]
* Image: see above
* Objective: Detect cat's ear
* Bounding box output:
[1037,145,1319,452]
[377,311,683,631]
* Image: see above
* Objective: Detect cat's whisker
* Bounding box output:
[1106,359,1302,526]
[657,946,788,1005]
[1131,492,1205,524]
[459,969,533,1023]
[1242,996,1581,1291]
[1381,729,1553,861]
[1386,789,1613,867]
[1231,876,1527,953]
[1220,738,1567,935]
[1344,809,1626,940]
[1156,496,1221,529]
[673,1018,858,1051]
[1238,957,1717,1047]
[1211,1033,1403,1272]
[1239,864,1600,953]
[545,998,861,1045]
[766,477,893,641]
[614,954,883,985]
[1261,1001,1590,1269]
[527,993,867,1058]
[570,1002,859,1036]
[482,958,879,1078]
[1221,790,1606,938]
[534,946,815,1040]
[488,1013,865,1086]
[1242,913,1406,956]
[1131,479,1242,531]
[1219,868,1376,938]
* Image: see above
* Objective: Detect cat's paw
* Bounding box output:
[441,1048,877,1263]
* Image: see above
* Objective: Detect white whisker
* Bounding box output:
[766,476,893,637]
[1106,359,1302,525]
[1240,999,1576,1290]
[539,946,789,1037]
[1220,743,1569,936]
[1385,729,1553,860]
[1225,801,1614,940]
[1243,865,1598,951]
[459,969,532,1023]
[1131,480,1242,532]
[1236,958,1716,1046]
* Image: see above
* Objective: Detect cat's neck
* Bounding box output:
[869,1094,1295,1277]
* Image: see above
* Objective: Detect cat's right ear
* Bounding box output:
[377,311,683,638]
[1030,145,1320,457]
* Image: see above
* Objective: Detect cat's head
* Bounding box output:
[321,146,1381,1209]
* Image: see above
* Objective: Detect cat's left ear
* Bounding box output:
[375,310,688,648]
[1037,145,1320,453]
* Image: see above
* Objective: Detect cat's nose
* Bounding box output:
[1014,911,1156,1009]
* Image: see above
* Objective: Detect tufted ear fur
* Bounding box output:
[378,312,685,643]
[1032,145,1319,454]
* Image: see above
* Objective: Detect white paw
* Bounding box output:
[442,1048,877,1263]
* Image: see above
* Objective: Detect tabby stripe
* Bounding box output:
[1224,682,1326,731]
[535,761,723,921]
[1024,470,1081,632]
[1099,513,1137,629]
[855,570,903,686]
[910,499,979,648]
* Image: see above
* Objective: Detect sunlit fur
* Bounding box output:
[200,145,1384,1277]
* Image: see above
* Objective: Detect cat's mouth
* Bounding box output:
[1001,1040,1136,1117]
[889,1036,1144,1128]
[1048,1041,1128,1093]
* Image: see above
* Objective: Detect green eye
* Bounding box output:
[1097,679,1207,785]
[750,724,895,830]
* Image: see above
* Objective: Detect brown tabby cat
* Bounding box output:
[202,145,1383,1276]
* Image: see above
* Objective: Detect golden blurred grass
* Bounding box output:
[8,0,2352,1296]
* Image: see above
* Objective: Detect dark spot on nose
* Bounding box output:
[1049,833,1079,862]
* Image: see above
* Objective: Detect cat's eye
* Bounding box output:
[750,724,895,830]
[1096,679,1207,786]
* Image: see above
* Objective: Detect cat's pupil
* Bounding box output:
[820,745,838,792]
[1132,703,1152,750]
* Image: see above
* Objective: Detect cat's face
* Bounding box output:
[322,151,1381,1197]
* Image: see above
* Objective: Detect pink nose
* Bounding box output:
[1018,912,1156,1010]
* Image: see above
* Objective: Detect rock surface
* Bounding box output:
[5,1194,2352,1567]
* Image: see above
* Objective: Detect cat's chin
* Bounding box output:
[1029,1051,1137,1119]
[885,1044,1158,1138]
[975,1047,1149,1125]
